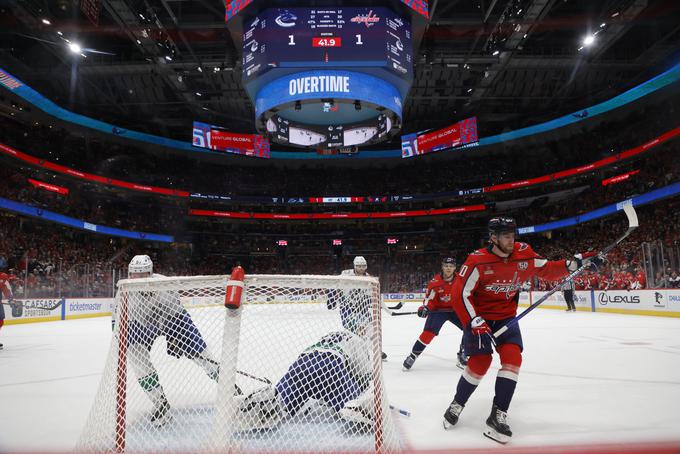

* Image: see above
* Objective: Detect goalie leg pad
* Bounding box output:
[276,352,363,416]
[164,309,208,359]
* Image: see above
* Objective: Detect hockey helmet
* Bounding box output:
[441,257,456,266]
[128,255,153,276]
[488,217,517,236]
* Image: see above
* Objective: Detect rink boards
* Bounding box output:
[384,289,680,318]
[5,289,680,325]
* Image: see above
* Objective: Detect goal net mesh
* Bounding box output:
[76,273,404,453]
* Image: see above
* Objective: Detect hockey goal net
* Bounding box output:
[76,271,403,453]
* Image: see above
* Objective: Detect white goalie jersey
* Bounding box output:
[341,269,371,277]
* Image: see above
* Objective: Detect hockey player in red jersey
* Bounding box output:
[442,217,600,443]
[0,271,15,350]
[402,257,466,371]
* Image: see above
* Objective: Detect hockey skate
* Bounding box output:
[442,400,464,429]
[456,350,468,369]
[402,353,416,371]
[150,396,171,427]
[483,404,512,444]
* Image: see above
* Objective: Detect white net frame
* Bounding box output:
[76,273,403,453]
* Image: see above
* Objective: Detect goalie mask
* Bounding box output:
[353,256,368,275]
[128,255,153,278]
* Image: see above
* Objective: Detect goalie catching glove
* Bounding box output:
[236,386,284,431]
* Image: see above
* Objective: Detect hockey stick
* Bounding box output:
[380,300,405,315]
[237,370,272,385]
[389,405,411,417]
[391,309,456,317]
[493,203,639,338]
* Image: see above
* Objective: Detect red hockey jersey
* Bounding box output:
[423,273,455,311]
[452,242,571,325]
[0,272,13,300]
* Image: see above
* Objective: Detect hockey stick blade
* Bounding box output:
[387,302,404,310]
[389,405,411,417]
[494,204,639,338]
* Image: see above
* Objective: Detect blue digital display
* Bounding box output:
[243,7,413,82]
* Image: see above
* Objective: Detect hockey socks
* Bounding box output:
[403,334,433,370]
[454,354,492,406]
[493,344,522,412]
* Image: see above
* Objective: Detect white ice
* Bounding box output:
[1,305,680,452]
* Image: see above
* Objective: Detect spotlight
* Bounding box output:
[295,101,302,111]
[354,100,361,111]
[42,18,51,25]
[492,49,500,56]
[68,42,82,54]
[582,34,595,46]
[165,55,172,61]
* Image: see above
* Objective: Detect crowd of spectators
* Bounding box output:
[1,90,679,298]
[1,93,677,200]
[2,193,679,298]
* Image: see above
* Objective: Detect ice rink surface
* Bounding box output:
[1,305,680,452]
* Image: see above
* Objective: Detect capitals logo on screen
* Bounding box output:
[275,10,297,27]
[351,10,380,27]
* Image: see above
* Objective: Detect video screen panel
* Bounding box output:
[401,117,478,158]
[400,0,429,18]
[243,7,413,82]
[193,121,270,158]
[225,0,254,22]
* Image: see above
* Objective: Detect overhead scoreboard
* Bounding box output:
[226,1,429,150]
[243,8,412,82]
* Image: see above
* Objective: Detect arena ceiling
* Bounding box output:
[1,0,679,148]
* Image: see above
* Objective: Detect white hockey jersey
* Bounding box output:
[303,331,372,379]
[341,269,370,277]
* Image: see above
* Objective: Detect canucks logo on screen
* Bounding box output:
[275,10,297,27]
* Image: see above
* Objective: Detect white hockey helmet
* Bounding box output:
[353,256,367,273]
[128,255,153,277]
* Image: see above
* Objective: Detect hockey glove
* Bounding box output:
[470,316,495,348]
[417,305,430,318]
[570,252,605,272]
